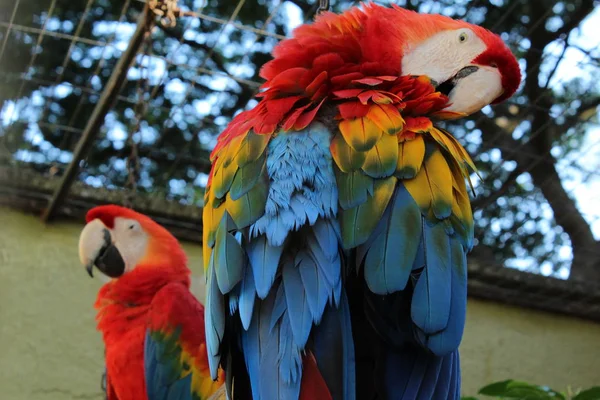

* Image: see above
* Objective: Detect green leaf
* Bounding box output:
[461,397,479,400]
[479,380,564,400]
[574,387,600,400]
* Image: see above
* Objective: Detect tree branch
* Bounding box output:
[471,167,525,211]
[157,25,230,75]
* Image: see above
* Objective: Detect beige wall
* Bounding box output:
[1,206,598,399]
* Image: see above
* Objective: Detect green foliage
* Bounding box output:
[463,379,600,400]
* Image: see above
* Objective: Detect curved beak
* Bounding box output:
[436,65,504,116]
[79,219,126,279]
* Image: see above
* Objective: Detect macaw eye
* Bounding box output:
[458,32,468,43]
[129,224,135,230]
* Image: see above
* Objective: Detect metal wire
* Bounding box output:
[0,0,22,63]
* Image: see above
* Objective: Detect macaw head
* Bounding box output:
[78,205,186,279]
[363,4,521,116]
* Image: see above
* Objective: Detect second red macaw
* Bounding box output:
[78,205,225,400]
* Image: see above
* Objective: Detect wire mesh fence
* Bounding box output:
[1,0,599,318]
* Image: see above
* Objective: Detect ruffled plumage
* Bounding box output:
[203,4,485,400]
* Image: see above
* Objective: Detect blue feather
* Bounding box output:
[307,231,340,291]
[144,328,195,400]
[144,332,167,400]
[270,283,287,332]
[414,355,443,399]
[363,184,422,295]
[297,251,329,324]
[313,291,356,400]
[412,234,425,271]
[166,374,192,399]
[205,253,225,379]
[399,351,429,399]
[312,219,340,262]
[427,238,468,356]
[448,351,460,400]
[247,235,284,299]
[239,264,256,330]
[382,346,458,400]
[249,125,338,246]
[431,352,453,400]
[214,214,245,294]
[411,222,452,334]
[228,285,239,315]
[278,312,303,384]
[242,286,301,400]
[282,256,312,348]
[241,304,260,400]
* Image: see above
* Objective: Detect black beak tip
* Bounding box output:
[86,263,94,278]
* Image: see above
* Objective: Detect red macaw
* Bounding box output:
[78,205,225,400]
[202,3,521,400]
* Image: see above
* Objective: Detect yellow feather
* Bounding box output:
[450,160,474,230]
[362,132,398,178]
[403,165,431,214]
[330,132,366,172]
[339,117,383,152]
[396,135,425,179]
[429,128,478,193]
[366,104,404,134]
[424,149,453,219]
[404,148,452,219]
[202,187,226,271]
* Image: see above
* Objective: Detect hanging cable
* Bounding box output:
[123,17,154,209]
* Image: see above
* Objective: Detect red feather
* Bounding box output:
[209,2,520,183]
[299,352,333,400]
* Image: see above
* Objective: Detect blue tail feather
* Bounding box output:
[282,254,313,349]
[411,222,452,334]
[205,253,225,379]
[427,237,468,355]
[247,234,284,299]
[242,285,302,400]
[313,291,356,400]
[363,184,422,295]
[431,351,453,400]
[297,250,330,324]
[239,264,256,330]
[382,346,459,400]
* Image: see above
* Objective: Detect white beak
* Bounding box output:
[444,66,504,116]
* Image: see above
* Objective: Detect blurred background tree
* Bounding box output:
[0,0,599,280]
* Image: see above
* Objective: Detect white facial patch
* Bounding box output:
[111,217,149,272]
[401,28,487,84]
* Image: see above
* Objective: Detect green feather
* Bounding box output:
[340,175,397,249]
[335,167,374,210]
[212,157,238,199]
[229,156,266,201]
[226,173,268,229]
[214,213,245,294]
[236,131,271,167]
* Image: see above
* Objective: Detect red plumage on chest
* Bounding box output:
[94,267,190,400]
